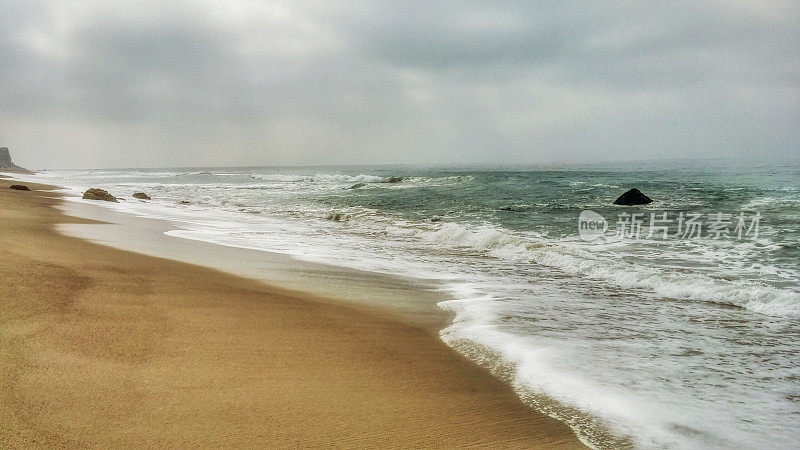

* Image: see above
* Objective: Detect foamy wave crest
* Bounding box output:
[438,296,639,448]
[534,249,800,317]
[436,293,775,449]
[245,173,473,186]
[741,194,800,209]
[420,223,800,317]
[248,173,395,183]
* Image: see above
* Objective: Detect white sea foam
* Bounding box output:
[247,173,388,183]
[438,292,796,449]
[418,222,800,318]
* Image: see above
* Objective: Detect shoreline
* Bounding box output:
[0,177,585,447]
[56,199,452,332]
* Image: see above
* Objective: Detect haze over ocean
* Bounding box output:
[1,2,798,169]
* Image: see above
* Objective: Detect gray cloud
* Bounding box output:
[0,0,797,169]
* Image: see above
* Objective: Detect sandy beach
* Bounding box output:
[0,178,584,448]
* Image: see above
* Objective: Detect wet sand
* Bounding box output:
[0,177,584,448]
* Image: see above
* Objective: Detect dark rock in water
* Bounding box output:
[9,184,30,191]
[82,188,118,202]
[500,206,523,212]
[180,200,191,204]
[326,212,346,221]
[613,188,653,205]
[347,182,366,189]
[132,192,151,200]
[430,217,442,223]
[385,176,404,183]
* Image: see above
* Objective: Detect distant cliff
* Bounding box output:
[0,147,13,166]
[0,147,32,173]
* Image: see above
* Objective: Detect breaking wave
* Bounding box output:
[420,222,800,318]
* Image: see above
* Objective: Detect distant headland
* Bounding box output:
[0,147,33,173]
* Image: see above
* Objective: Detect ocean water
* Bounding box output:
[18,161,800,449]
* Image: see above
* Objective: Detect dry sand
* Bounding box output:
[0,178,584,448]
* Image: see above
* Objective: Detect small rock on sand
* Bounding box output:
[9,184,30,191]
[132,192,151,200]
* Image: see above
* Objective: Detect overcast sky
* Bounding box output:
[1,1,798,169]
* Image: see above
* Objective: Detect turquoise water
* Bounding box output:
[22,160,800,448]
